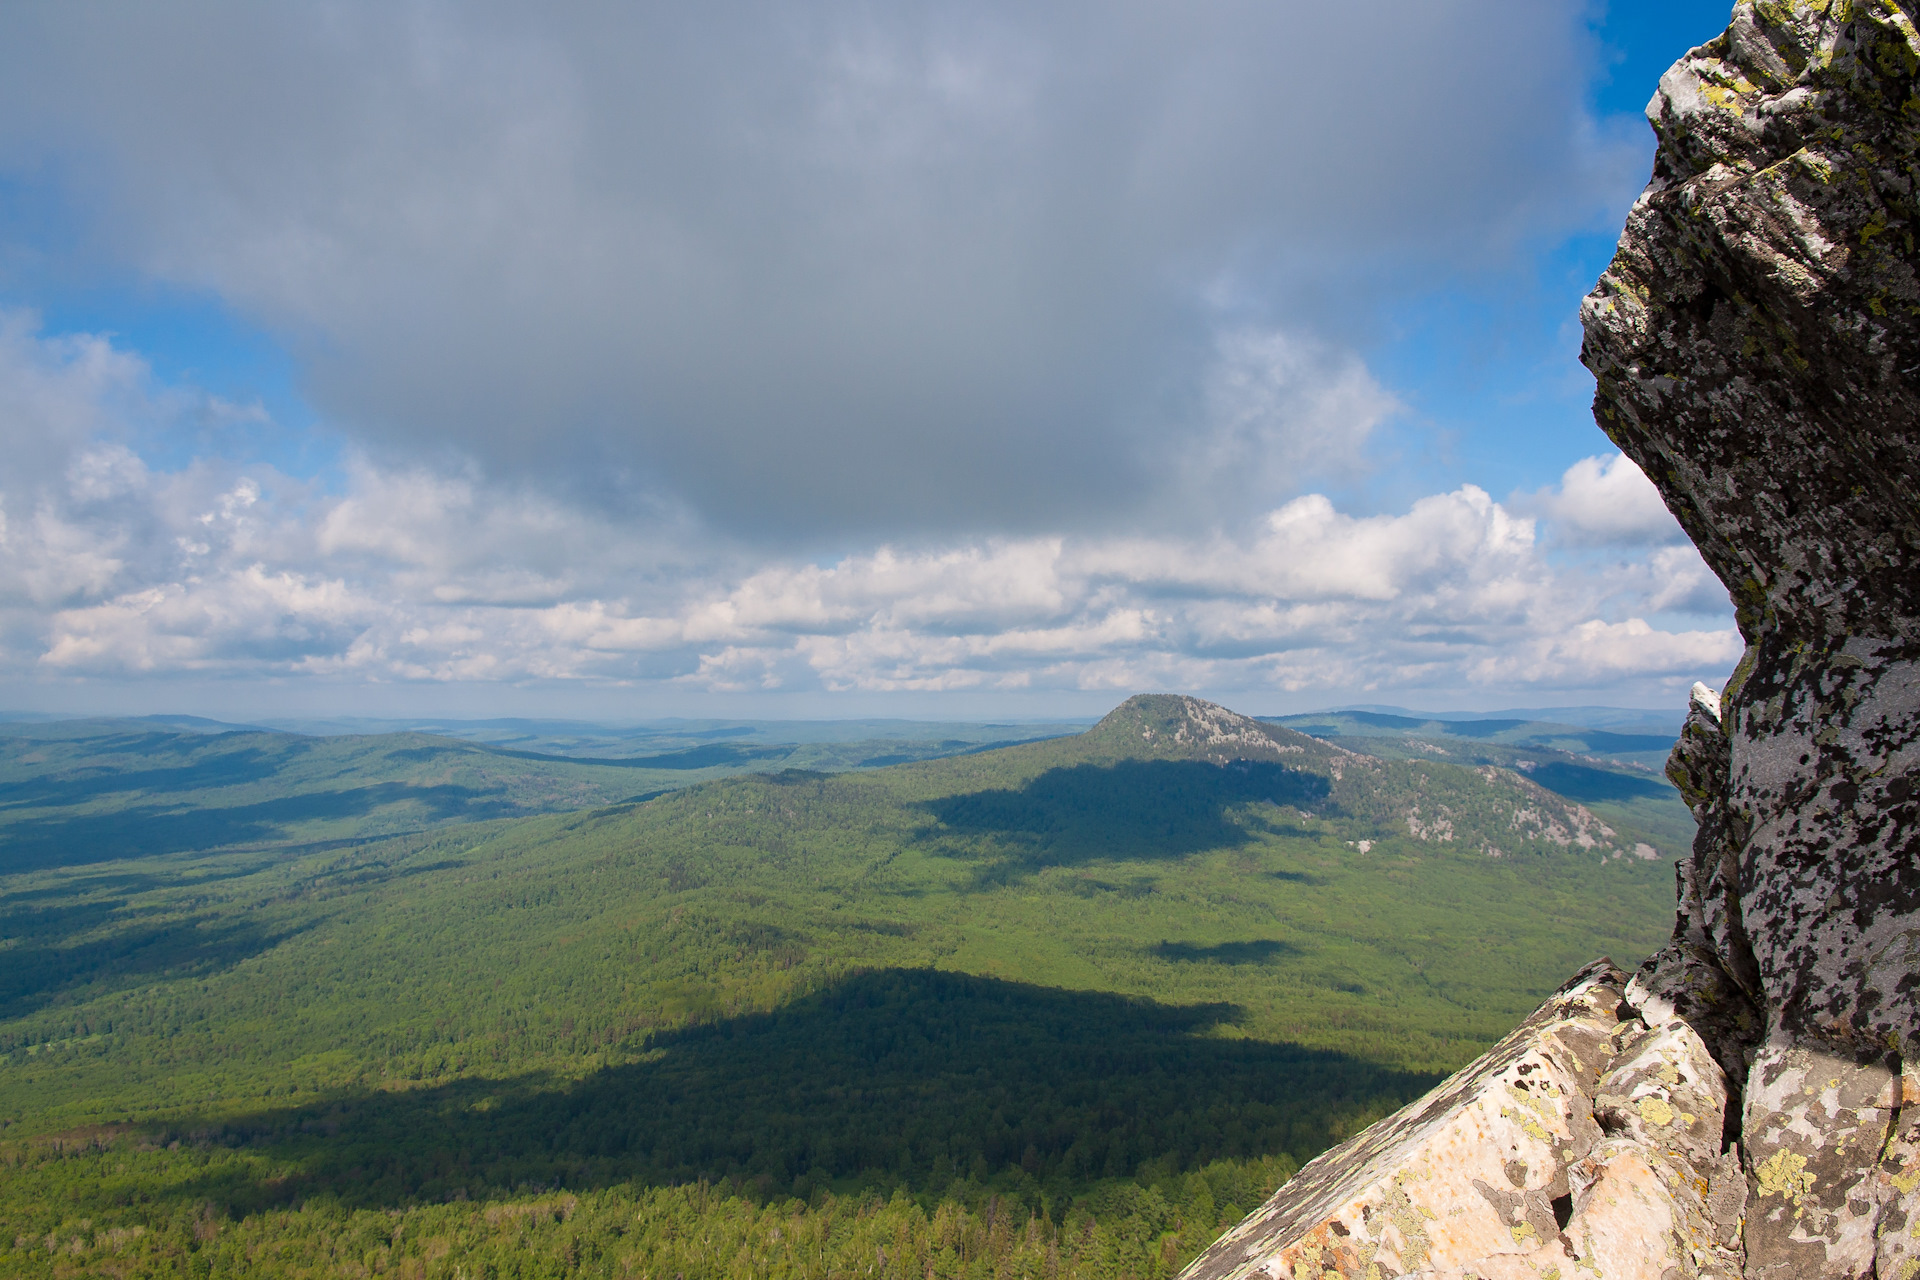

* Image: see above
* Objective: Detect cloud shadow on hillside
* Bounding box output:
[1152,940,1300,964]
[0,783,523,873]
[0,899,320,1022]
[1524,763,1671,804]
[919,760,1331,874]
[0,736,303,810]
[110,968,1431,1218]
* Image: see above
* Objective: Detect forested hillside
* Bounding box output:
[0,719,1074,873]
[1266,708,1694,852]
[0,696,1685,1279]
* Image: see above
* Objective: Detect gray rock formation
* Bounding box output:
[1182,3,1920,1275]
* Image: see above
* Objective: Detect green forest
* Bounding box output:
[0,697,1685,1278]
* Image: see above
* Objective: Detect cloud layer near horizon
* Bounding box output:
[0,316,1736,707]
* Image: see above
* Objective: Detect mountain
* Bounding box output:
[0,694,1683,1279]
[1054,695,1673,861]
[1263,707,1694,851]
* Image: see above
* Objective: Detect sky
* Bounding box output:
[0,0,1743,722]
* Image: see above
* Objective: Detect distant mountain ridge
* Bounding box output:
[1299,703,1681,733]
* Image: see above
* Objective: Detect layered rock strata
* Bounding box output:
[1184,3,1920,1275]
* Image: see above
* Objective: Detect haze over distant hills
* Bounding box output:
[1307,705,1681,733]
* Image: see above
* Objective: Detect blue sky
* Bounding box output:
[0,2,1745,720]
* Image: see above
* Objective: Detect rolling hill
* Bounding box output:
[0,718,1078,874]
[0,695,1687,1279]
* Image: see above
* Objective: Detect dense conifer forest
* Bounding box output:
[0,698,1684,1278]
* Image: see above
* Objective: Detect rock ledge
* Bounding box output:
[1184,4,1920,1276]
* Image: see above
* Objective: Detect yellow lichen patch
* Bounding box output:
[1639,1095,1678,1127]
[1380,1185,1432,1271]
[1892,1162,1920,1195]
[1511,1222,1540,1246]
[1702,83,1743,111]
[1502,1084,1561,1144]
[1756,1149,1817,1204]
[1501,1105,1551,1143]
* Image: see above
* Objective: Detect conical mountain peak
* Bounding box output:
[1081,694,1326,764]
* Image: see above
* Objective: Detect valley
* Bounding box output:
[0,695,1687,1279]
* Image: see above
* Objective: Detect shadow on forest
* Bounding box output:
[0,783,520,872]
[615,743,796,770]
[136,969,1432,1217]
[0,860,278,904]
[0,734,305,810]
[0,854,479,1019]
[1524,763,1671,804]
[921,760,1331,870]
[1152,940,1300,965]
[0,897,322,1022]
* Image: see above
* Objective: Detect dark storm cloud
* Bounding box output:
[0,1,1641,541]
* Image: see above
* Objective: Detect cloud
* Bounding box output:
[1528,451,1686,547]
[0,1,1647,542]
[0,315,1738,711]
[19,462,1740,700]
[1174,329,1402,507]
[0,311,150,499]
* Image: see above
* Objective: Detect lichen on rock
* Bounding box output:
[1182,962,1744,1280]
[1182,2,1920,1276]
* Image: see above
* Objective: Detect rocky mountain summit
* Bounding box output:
[1183,4,1920,1277]
[1081,694,1657,862]
[1080,694,1333,766]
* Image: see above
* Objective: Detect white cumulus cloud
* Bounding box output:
[0,317,1741,711]
[1530,451,1686,547]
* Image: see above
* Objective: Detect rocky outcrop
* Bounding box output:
[1187,960,1749,1280]
[1081,694,1333,765]
[1183,3,1920,1276]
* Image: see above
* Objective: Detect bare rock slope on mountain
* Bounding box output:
[1182,4,1920,1277]
[1079,694,1657,861]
